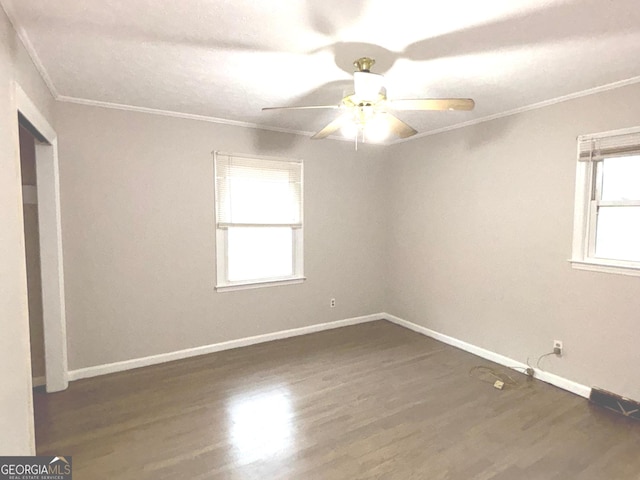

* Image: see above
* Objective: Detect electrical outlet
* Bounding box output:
[554,340,563,356]
[330,298,336,308]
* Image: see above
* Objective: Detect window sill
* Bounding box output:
[569,259,640,277]
[216,276,306,292]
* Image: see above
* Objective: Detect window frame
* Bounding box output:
[214,151,305,292]
[570,126,640,277]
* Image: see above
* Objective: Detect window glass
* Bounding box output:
[227,227,293,282]
[595,206,640,262]
[600,156,640,201]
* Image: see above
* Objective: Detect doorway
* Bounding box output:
[19,124,46,387]
[16,84,68,393]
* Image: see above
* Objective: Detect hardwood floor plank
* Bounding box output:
[34,321,640,479]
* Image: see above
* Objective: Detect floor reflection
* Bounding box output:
[227,387,294,464]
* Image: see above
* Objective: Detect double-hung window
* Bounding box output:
[214,152,304,291]
[571,127,640,275]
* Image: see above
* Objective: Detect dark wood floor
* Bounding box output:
[35,320,640,479]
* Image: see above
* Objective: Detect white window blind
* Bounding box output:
[578,130,640,162]
[215,153,302,227]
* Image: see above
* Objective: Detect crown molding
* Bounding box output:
[391,75,640,145]
[60,72,640,147]
[0,0,59,98]
[56,95,381,145]
[57,95,323,137]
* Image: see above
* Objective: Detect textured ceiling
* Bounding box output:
[3,0,640,141]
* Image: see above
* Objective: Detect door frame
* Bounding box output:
[16,83,68,393]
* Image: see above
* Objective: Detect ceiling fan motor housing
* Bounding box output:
[353,71,385,102]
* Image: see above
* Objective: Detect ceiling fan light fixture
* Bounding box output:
[365,115,390,142]
[263,56,475,142]
[353,71,384,102]
[341,122,359,139]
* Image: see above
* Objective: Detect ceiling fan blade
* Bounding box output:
[311,114,352,140]
[388,98,475,111]
[262,105,340,111]
[386,114,418,138]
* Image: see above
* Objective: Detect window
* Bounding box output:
[214,152,304,290]
[571,127,640,276]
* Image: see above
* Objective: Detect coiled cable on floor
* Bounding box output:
[468,365,519,388]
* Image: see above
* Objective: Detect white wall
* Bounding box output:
[55,102,388,371]
[0,6,55,455]
[386,82,640,400]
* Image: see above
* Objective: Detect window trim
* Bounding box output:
[570,126,640,277]
[213,151,305,291]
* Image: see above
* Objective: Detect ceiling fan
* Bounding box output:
[263,57,475,141]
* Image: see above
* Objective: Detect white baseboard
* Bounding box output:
[383,313,591,399]
[66,312,592,400]
[68,313,385,382]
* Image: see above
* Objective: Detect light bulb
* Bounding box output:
[341,122,359,138]
[365,115,389,142]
